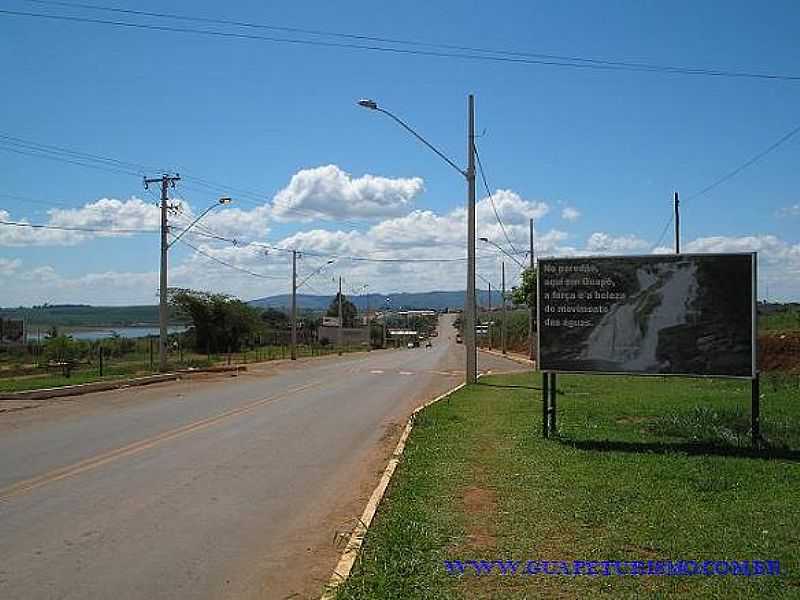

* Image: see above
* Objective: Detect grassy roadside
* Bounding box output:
[335,371,800,599]
[0,344,369,393]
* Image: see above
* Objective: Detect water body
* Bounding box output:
[63,326,188,341]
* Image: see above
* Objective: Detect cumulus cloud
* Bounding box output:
[0,257,21,275]
[271,165,424,221]
[0,196,271,247]
[586,232,649,253]
[561,207,581,221]
[48,197,162,231]
[777,204,800,217]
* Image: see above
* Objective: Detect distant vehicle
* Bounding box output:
[456,334,463,344]
[425,340,432,348]
[407,342,414,349]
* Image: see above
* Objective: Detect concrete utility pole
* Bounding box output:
[144,173,180,372]
[465,94,477,384]
[502,261,507,355]
[528,217,535,361]
[674,191,680,254]
[338,276,343,355]
[357,94,477,384]
[291,250,298,360]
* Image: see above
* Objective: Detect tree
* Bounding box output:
[326,293,358,328]
[169,289,264,353]
[261,307,289,328]
[511,267,537,308]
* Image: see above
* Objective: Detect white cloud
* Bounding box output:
[1,196,271,247]
[271,165,424,221]
[0,210,84,246]
[777,204,800,217]
[0,257,21,275]
[201,205,270,241]
[48,197,161,231]
[561,207,581,221]
[586,232,649,254]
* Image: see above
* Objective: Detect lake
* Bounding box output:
[61,326,188,341]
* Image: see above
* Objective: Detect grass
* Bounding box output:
[335,371,800,599]
[0,343,368,393]
[761,309,800,333]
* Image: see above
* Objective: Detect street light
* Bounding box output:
[158,195,233,372]
[358,96,478,384]
[292,257,335,360]
[476,272,494,351]
[479,237,525,269]
[168,196,233,249]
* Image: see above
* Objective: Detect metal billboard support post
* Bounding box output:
[542,372,550,438]
[549,373,557,434]
[751,372,760,449]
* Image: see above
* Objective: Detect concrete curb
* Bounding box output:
[319,380,467,600]
[479,347,536,368]
[0,365,246,401]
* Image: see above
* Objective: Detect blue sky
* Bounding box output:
[1,0,799,305]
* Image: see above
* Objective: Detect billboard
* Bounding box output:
[537,253,756,378]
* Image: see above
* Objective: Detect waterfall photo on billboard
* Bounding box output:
[537,253,755,377]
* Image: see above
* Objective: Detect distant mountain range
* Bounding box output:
[248,290,504,311]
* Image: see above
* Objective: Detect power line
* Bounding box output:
[474,143,520,257]
[651,121,800,250]
[14,1,800,82]
[4,7,800,81]
[684,123,800,202]
[0,219,157,234]
[173,236,286,280]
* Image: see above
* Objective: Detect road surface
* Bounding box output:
[0,315,525,599]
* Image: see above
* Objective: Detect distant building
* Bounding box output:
[318,325,368,346]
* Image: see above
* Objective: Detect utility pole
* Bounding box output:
[338,276,343,355]
[486,282,492,350]
[528,217,535,360]
[501,261,507,355]
[674,191,680,254]
[365,286,371,351]
[465,94,477,384]
[144,173,181,372]
[291,250,298,360]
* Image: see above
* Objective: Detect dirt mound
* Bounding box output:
[759,332,800,373]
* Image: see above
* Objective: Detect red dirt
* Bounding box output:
[759,333,800,373]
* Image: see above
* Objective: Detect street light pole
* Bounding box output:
[291,250,298,360]
[293,258,334,360]
[144,173,180,372]
[529,217,535,361]
[357,95,477,384]
[502,261,507,355]
[338,276,343,355]
[465,94,477,383]
[477,272,493,351]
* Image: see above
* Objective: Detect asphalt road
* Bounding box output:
[0,315,526,599]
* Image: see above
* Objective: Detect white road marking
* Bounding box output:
[370,370,384,374]
[398,371,414,375]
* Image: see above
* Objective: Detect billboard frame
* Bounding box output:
[535,252,761,448]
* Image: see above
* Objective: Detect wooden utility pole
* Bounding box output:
[144,173,180,372]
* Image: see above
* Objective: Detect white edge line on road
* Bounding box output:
[319,379,469,600]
